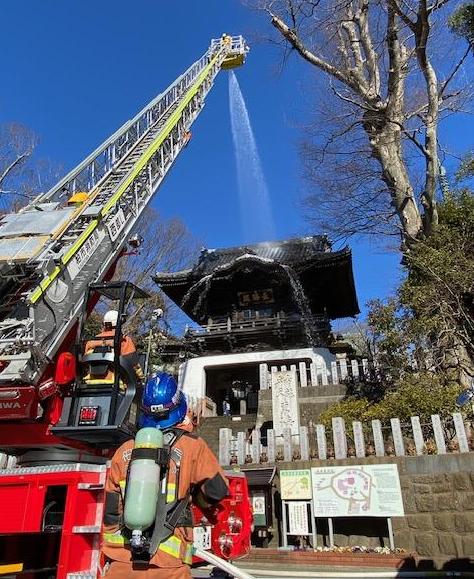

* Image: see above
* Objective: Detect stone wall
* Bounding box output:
[275,452,474,566]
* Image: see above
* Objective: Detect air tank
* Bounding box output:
[124,427,163,531]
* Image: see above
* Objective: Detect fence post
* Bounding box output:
[332,417,347,459]
[410,416,424,456]
[331,361,338,385]
[339,359,348,380]
[351,359,359,380]
[316,424,327,460]
[300,426,310,461]
[237,431,246,465]
[267,429,276,463]
[219,428,232,466]
[298,362,308,388]
[453,412,469,453]
[372,420,385,457]
[310,363,318,387]
[352,421,366,458]
[283,429,292,462]
[259,363,269,390]
[390,418,405,456]
[251,429,261,463]
[362,358,369,378]
[319,362,329,386]
[299,362,308,387]
[290,364,298,387]
[431,414,447,454]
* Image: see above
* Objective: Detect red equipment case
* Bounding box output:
[192,471,252,563]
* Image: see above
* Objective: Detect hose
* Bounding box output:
[193,547,256,579]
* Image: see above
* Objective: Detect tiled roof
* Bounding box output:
[155,236,333,283]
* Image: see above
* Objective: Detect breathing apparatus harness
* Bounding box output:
[124,427,195,563]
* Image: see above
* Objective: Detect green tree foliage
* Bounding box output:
[320,191,474,422]
[319,373,461,426]
[449,2,474,50]
[400,192,474,381]
[83,311,103,340]
[364,192,474,385]
[367,299,411,380]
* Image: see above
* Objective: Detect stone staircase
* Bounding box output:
[197,414,258,456]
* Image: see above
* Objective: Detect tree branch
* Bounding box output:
[0,153,30,189]
[438,44,471,99]
[269,10,372,99]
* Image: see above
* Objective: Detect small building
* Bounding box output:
[154,236,359,413]
[154,236,365,548]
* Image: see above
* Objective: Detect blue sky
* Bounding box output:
[0,0,472,324]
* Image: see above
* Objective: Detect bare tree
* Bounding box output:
[115,207,201,339]
[250,0,472,244]
[0,122,62,211]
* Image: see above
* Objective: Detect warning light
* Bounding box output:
[78,406,100,426]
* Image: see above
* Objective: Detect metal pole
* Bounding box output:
[387,517,395,550]
[310,500,317,550]
[144,308,163,377]
[328,517,334,548]
[282,501,288,547]
[144,327,153,378]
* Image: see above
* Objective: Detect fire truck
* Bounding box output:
[0,35,252,578]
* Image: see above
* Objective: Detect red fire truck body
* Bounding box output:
[0,465,251,578]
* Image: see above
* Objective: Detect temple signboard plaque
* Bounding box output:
[237,288,274,306]
[271,369,300,437]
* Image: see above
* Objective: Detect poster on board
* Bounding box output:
[288,501,310,535]
[311,464,404,517]
[280,469,312,500]
[252,492,267,527]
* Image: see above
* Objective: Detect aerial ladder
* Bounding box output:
[0,36,253,578]
[0,34,247,446]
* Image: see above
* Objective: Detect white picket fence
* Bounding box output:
[219,412,473,466]
[259,358,371,390]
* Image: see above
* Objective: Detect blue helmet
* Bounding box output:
[139,371,187,430]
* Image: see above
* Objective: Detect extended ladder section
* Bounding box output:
[0,35,248,386]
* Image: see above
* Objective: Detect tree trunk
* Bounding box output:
[364,114,423,239]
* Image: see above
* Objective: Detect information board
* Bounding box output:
[280,469,312,500]
[288,501,310,535]
[311,464,404,517]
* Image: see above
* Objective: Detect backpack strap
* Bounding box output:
[147,428,192,558]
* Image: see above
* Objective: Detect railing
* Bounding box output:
[186,314,330,337]
[259,358,372,389]
[218,412,473,466]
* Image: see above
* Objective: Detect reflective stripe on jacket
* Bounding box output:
[102,419,227,568]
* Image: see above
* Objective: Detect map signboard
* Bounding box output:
[280,469,312,500]
[311,464,404,517]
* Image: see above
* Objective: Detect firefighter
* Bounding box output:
[102,372,228,579]
[84,310,144,383]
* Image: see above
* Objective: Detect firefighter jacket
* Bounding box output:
[102,419,228,568]
[84,329,144,383]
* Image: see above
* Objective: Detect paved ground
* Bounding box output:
[191,563,474,578]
